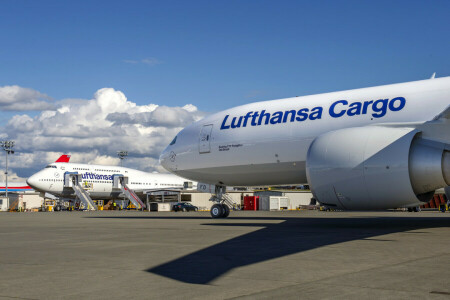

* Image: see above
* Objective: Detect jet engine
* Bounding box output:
[306,126,450,210]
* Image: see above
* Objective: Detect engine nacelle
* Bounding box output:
[306,126,450,210]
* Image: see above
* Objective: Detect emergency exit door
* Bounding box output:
[199,124,213,154]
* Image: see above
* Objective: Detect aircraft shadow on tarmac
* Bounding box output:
[89,215,450,284]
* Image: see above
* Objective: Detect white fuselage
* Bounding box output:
[160,77,450,187]
[27,162,195,200]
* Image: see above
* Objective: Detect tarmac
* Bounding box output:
[1,210,450,299]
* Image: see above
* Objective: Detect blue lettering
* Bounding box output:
[242,112,253,127]
[389,97,406,111]
[258,110,271,125]
[220,115,230,130]
[362,100,373,114]
[251,111,260,126]
[372,99,388,118]
[217,96,405,131]
[309,107,323,120]
[347,102,362,116]
[296,108,309,121]
[270,112,283,124]
[231,116,243,128]
[283,110,296,123]
[329,100,348,118]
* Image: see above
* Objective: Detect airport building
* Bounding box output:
[0,192,45,211]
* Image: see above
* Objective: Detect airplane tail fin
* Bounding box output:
[55,154,71,163]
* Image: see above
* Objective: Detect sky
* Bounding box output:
[0,0,449,180]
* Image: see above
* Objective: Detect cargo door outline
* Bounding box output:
[199,124,213,154]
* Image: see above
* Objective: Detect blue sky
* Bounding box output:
[1,0,449,112]
[0,0,449,178]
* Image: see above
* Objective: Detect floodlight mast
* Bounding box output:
[1,141,15,206]
[117,151,128,167]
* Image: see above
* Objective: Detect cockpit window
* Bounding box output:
[170,136,177,145]
[45,165,57,168]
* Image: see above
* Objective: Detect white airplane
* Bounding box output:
[0,155,71,194]
[27,156,196,205]
[160,76,450,218]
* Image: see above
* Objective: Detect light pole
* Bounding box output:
[1,140,15,209]
[117,151,128,167]
[117,151,128,209]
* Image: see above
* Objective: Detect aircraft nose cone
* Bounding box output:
[26,174,39,190]
[160,147,176,172]
[159,149,170,171]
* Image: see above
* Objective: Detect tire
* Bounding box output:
[195,208,198,212]
[210,204,224,218]
[222,204,230,218]
[183,208,187,212]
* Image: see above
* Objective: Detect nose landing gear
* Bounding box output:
[209,185,232,218]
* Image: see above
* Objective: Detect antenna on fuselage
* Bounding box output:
[430,72,436,79]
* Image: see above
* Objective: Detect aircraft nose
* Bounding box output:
[26,174,40,190]
[159,147,172,172]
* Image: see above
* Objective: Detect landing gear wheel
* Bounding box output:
[221,204,230,218]
[210,204,224,218]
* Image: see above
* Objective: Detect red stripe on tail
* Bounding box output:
[55,155,71,163]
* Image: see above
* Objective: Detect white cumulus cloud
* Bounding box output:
[107,104,205,128]
[0,87,206,179]
[0,85,54,111]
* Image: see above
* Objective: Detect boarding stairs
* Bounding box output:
[72,183,97,211]
[63,172,96,211]
[121,183,146,209]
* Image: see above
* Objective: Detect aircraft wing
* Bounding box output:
[417,104,450,147]
[376,105,450,148]
[433,104,450,121]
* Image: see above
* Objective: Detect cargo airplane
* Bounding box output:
[27,155,196,202]
[160,76,450,218]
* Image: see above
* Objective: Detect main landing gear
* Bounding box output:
[210,204,230,218]
[210,185,232,218]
